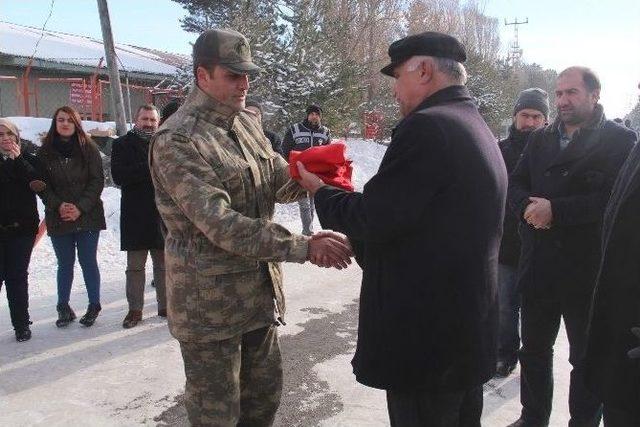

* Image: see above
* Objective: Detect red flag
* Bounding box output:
[289,142,354,191]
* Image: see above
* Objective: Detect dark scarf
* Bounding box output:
[507,124,533,147]
[52,134,80,158]
[130,126,154,142]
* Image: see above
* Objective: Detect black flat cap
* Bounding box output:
[380,31,467,76]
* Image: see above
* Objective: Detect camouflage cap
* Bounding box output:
[193,28,262,75]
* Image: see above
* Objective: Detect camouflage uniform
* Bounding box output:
[150,83,308,426]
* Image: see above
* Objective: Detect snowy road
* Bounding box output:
[1,258,579,426]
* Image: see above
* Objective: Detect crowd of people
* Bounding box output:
[1,26,640,427]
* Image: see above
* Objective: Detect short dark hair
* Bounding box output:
[559,66,601,93]
[135,104,159,119]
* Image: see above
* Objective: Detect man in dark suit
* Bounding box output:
[496,88,549,378]
[295,31,507,426]
[584,136,640,426]
[507,67,636,427]
[111,104,167,328]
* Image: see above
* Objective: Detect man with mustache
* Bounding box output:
[149,28,351,426]
[496,88,549,378]
[111,104,167,328]
[507,67,637,427]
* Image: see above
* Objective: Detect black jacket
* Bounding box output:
[281,119,331,161]
[111,130,164,251]
[38,137,106,236]
[314,85,507,391]
[508,105,635,299]
[585,138,640,411]
[498,125,532,266]
[0,150,43,237]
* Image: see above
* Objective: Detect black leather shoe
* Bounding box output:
[495,360,517,378]
[507,417,548,427]
[79,303,101,327]
[56,303,76,328]
[15,326,32,342]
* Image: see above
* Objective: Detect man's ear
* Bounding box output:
[591,89,601,104]
[418,59,434,84]
[196,66,211,87]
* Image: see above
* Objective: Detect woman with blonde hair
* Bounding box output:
[0,118,44,341]
[38,106,106,327]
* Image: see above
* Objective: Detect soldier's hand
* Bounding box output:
[311,230,352,252]
[628,327,640,359]
[307,236,352,270]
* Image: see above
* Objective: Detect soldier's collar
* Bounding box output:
[188,84,239,129]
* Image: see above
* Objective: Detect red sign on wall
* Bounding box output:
[69,81,92,107]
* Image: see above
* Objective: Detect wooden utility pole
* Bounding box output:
[97,0,127,136]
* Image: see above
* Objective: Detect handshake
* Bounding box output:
[306,231,353,270]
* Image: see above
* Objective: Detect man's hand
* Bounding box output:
[295,161,325,195]
[628,327,640,359]
[524,197,553,229]
[307,231,353,270]
[29,180,46,193]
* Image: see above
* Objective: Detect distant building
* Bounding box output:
[0,21,188,120]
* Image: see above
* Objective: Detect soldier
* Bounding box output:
[149,28,351,426]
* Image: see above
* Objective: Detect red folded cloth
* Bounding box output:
[289,142,354,191]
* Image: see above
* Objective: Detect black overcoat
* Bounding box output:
[0,150,43,237]
[585,137,640,413]
[498,126,531,267]
[508,106,635,299]
[314,85,507,391]
[111,131,163,251]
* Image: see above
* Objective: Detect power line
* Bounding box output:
[28,0,56,62]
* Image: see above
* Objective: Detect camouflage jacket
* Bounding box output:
[150,85,309,343]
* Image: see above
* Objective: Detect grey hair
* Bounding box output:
[406,55,467,85]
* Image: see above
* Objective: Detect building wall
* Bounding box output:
[0,65,160,120]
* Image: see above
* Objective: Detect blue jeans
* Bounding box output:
[498,263,520,364]
[50,230,101,305]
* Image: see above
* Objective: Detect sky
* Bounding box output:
[2,0,639,118]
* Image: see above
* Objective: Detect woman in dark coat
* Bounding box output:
[0,118,44,341]
[38,106,106,328]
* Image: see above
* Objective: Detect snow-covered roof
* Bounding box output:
[0,21,186,77]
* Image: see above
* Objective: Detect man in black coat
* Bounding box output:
[584,138,640,426]
[295,32,507,426]
[111,104,166,328]
[507,67,636,427]
[496,88,549,378]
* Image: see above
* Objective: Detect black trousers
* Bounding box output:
[519,294,602,426]
[602,402,639,427]
[0,233,35,329]
[386,385,483,427]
